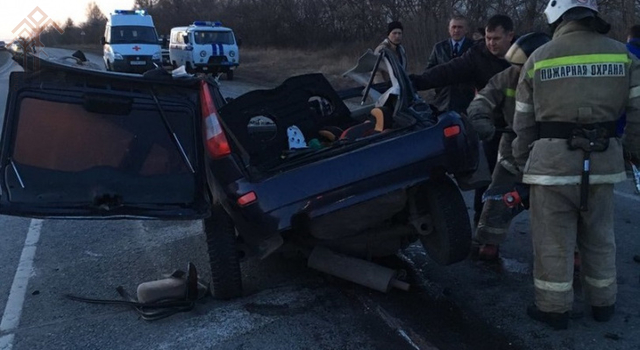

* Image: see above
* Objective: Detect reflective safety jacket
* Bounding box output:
[513,21,640,185]
[467,65,520,174]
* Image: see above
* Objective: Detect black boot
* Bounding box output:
[526,304,569,330]
[592,304,615,322]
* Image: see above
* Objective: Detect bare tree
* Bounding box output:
[48,0,637,57]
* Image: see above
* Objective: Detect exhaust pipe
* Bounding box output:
[308,246,410,293]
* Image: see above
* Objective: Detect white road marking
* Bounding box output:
[614,190,640,202]
[0,219,44,349]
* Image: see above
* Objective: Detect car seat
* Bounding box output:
[318,106,392,142]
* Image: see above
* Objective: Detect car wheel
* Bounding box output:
[226,70,234,80]
[204,205,243,299]
[419,176,472,265]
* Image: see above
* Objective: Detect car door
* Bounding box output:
[0,56,212,219]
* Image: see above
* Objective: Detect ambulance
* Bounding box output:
[101,9,162,74]
[169,21,240,80]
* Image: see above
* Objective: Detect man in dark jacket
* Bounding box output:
[411,14,515,226]
[426,15,476,114]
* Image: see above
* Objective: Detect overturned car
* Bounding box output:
[0,49,483,298]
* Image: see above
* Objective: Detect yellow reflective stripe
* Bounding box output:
[534,278,572,292]
[515,101,533,113]
[504,88,516,97]
[535,54,630,70]
[527,53,631,77]
[630,86,640,99]
[585,276,616,288]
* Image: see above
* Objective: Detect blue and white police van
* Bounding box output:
[169,21,240,80]
[101,9,162,74]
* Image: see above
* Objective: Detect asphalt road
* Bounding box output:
[1,47,640,350]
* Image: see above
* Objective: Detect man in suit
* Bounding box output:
[426,15,476,114]
[411,14,515,228]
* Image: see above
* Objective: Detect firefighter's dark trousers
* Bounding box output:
[473,136,500,224]
[475,163,518,245]
[530,184,616,313]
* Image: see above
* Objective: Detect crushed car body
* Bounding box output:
[0,49,484,297]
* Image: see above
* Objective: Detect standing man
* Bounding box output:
[426,15,476,114]
[375,21,407,70]
[618,25,640,136]
[513,0,640,330]
[627,24,640,58]
[410,14,515,227]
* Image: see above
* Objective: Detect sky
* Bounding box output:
[1,0,136,42]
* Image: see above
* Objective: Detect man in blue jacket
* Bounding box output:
[627,25,640,58]
[620,25,640,137]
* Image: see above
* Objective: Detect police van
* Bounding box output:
[101,9,162,74]
[169,21,240,80]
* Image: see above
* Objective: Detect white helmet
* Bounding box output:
[544,0,598,24]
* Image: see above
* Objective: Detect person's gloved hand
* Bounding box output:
[469,114,495,142]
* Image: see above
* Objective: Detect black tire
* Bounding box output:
[419,177,472,265]
[204,206,243,299]
[226,70,234,80]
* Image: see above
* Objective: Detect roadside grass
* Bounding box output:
[234,46,376,89]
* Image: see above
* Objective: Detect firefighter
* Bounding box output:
[512,0,640,330]
[467,32,551,261]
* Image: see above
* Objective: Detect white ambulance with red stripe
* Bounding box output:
[169,21,240,80]
[101,9,162,74]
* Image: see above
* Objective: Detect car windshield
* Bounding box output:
[194,31,234,45]
[110,26,158,44]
